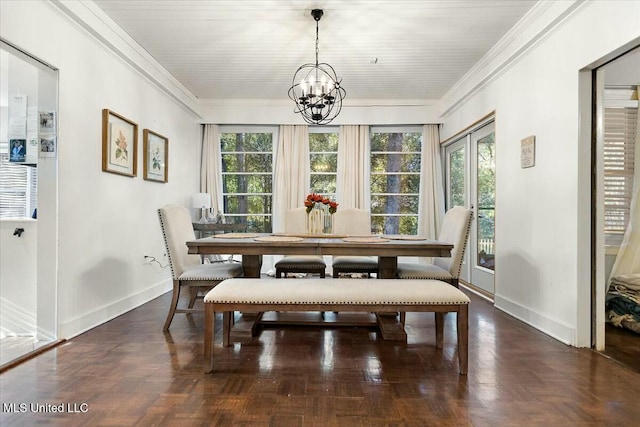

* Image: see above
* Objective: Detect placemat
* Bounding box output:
[213,233,259,239]
[342,237,390,243]
[254,236,305,242]
[383,234,427,241]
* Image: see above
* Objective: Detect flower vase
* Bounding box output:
[307,206,323,234]
[323,210,333,234]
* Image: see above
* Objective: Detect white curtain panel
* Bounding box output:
[273,125,309,233]
[337,125,371,210]
[418,124,445,241]
[609,91,640,283]
[200,124,223,212]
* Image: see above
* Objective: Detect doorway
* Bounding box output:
[444,120,496,296]
[0,40,58,368]
[593,46,640,372]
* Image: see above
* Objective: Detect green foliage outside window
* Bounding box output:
[476,135,495,243]
[221,132,273,232]
[309,132,338,197]
[449,149,465,207]
[370,132,422,235]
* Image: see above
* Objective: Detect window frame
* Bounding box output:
[219,125,277,233]
[308,126,338,199]
[369,125,423,235]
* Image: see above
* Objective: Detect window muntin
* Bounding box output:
[220,130,274,233]
[370,130,422,235]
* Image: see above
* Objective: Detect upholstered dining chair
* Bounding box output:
[158,204,243,331]
[274,207,326,278]
[331,207,379,278]
[396,206,473,287]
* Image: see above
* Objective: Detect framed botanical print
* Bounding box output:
[102,109,138,177]
[143,129,168,183]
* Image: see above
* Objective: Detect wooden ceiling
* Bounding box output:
[93,0,538,102]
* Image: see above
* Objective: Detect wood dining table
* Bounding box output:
[186,233,453,279]
[186,233,454,341]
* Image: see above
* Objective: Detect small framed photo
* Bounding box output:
[143,129,168,183]
[102,109,138,177]
[521,135,535,168]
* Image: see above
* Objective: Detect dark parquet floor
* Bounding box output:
[603,323,640,374]
[1,288,640,426]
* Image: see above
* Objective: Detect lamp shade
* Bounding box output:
[191,193,211,209]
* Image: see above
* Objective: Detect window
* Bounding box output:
[0,142,37,218]
[603,96,637,246]
[370,128,422,234]
[220,128,275,232]
[309,128,338,198]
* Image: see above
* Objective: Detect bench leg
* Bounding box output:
[457,305,468,375]
[223,311,232,347]
[204,304,215,373]
[435,312,444,349]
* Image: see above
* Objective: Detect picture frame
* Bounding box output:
[521,135,535,168]
[143,129,169,183]
[102,109,138,177]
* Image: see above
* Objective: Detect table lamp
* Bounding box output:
[192,193,211,224]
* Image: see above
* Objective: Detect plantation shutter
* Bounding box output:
[603,105,637,245]
[0,149,38,218]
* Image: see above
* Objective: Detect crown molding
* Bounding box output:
[50,0,202,118]
[440,0,585,118]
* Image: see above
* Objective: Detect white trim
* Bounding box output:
[58,279,171,339]
[50,0,201,118]
[440,0,585,117]
[0,297,36,338]
[495,294,576,346]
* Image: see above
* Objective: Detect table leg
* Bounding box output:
[241,255,262,278]
[237,255,263,339]
[378,256,397,279]
[376,256,405,340]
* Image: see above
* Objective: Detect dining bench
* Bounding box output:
[203,278,470,374]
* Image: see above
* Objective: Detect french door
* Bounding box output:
[444,121,495,295]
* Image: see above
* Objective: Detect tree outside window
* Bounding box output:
[309,130,338,198]
[220,131,273,232]
[370,131,421,235]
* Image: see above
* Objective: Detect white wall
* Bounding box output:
[1,0,202,338]
[199,99,444,125]
[0,220,37,337]
[440,0,640,346]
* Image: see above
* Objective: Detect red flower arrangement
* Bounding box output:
[304,193,339,214]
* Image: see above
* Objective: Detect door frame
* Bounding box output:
[469,122,496,294]
[442,117,496,296]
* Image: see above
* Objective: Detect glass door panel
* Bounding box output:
[445,138,470,284]
[476,133,495,272]
[449,147,466,207]
[443,121,495,295]
[470,122,495,294]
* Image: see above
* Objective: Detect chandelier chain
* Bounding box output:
[315,19,319,66]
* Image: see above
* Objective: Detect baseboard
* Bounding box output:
[494,294,576,346]
[0,297,36,338]
[59,279,171,339]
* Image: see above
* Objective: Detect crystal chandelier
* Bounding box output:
[288,9,346,125]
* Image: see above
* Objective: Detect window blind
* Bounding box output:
[0,151,38,219]
[603,106,637,245]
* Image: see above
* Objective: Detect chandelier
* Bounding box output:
[288,9,346,125]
